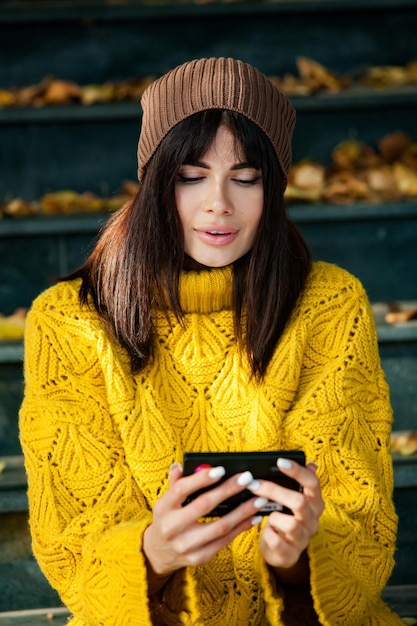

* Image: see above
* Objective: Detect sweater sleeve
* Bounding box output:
[285,275,403,626]
[19,297,155,626]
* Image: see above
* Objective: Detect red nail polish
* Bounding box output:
[194,464,213,473]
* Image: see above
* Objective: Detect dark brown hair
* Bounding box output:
[65,110,311,379]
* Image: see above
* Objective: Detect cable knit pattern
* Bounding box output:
[19,261,402,625]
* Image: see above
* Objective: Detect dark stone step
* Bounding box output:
[0,560,61,614]
[0,607,69,626]
[383,585,417,619]
[0,586,415,623]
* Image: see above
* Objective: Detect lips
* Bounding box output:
[196,226,238,246]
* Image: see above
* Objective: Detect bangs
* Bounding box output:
[163,110,271,173]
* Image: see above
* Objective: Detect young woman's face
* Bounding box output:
[175,124,264,268]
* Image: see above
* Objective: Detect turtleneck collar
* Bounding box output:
[178,266,234,314]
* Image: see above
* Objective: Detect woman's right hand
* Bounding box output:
[143,462,266,591]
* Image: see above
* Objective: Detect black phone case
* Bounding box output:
[183,450,305,517]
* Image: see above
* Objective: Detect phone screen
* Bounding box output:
[182,450,305,517]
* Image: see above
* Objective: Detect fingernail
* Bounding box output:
[254,497,268,509]
[195,464,213,473]
[208,466,226,480]
[251,515,263,526]
[237,471,254,486]
[247,479,261,491]
[169,462,183,473]
[277,458,292,470]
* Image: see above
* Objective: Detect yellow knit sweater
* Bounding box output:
[19,261,402,626]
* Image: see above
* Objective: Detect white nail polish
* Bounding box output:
[237,471,254,486]
[247,479,261,491]
[254,497,268,509]
[208,466,226,480]
[251,515,263,526]
[277,458,292,470]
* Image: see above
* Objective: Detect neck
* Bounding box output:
[183,254,213,272]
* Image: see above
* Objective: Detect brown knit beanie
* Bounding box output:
[137,57,296,186]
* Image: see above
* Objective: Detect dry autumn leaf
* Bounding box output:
[390,431,417,456]
[393,162,417,196]
[0,308,27,341]
[296,56,349,92]
[43,79,81,105]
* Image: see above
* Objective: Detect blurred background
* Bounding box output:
[0,0,416,621]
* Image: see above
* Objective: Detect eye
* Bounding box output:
[176,174,204,184]
[233,176,262,186]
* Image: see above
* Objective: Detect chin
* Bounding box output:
[186,249,244,268]
[192,252,240,267]
[199,259,234,268]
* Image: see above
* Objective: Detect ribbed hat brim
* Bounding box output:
[137,57,296,184]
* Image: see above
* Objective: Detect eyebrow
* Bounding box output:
[183,160,258,171]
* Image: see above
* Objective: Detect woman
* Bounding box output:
[19,57,402,625]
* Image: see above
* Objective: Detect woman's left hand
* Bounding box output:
[248,458,324,578]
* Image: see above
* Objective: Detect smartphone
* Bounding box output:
[182,450,305,517]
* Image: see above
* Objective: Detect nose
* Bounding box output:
[204,180,233,214]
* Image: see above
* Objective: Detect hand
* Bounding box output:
[247,458,324,582]
[143,463,268,591]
